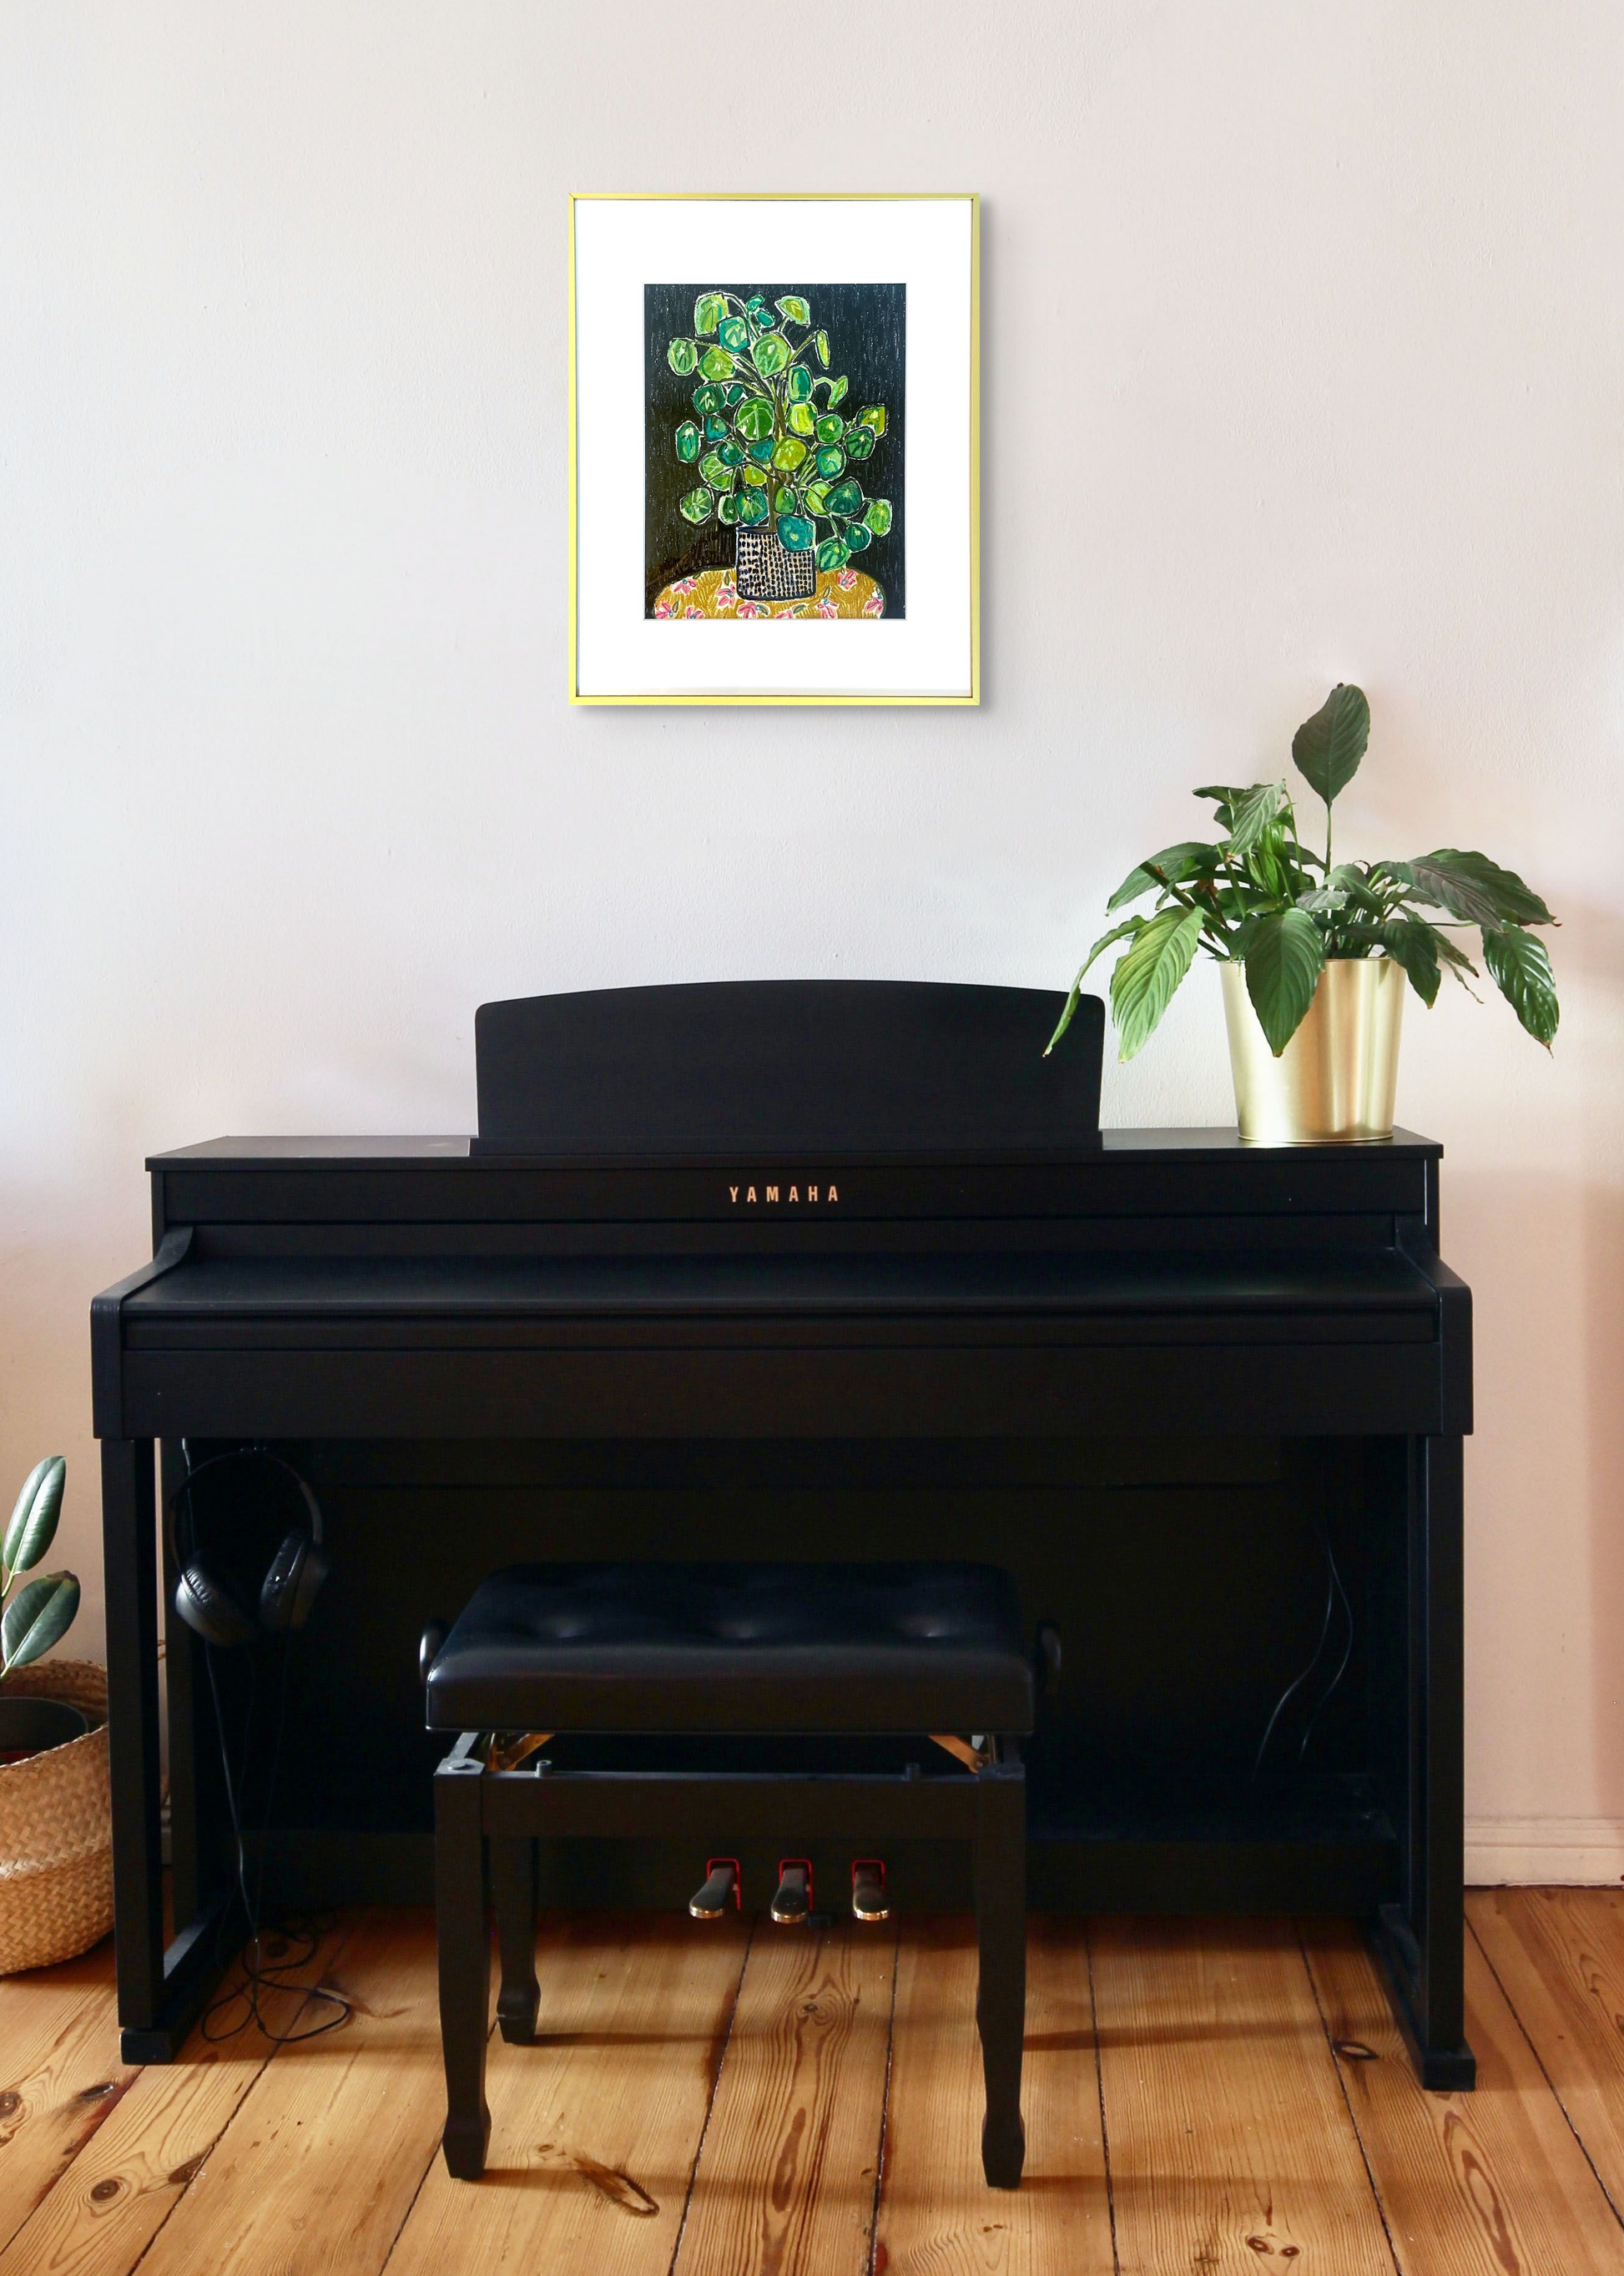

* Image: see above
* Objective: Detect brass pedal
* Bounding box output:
[689,1859,739,1920]
[770,1859,812,1925]
[851,1860,890,1922]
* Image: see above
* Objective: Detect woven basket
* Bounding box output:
[0,1659,113,1975]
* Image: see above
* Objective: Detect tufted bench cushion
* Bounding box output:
[424,1562,1033,1735]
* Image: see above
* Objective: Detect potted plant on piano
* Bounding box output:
[0,1457,115,1973]
[1047,684,1560,1142]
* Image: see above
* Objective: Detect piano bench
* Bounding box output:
[422,1560,1038,2190]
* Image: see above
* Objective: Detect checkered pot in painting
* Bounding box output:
[734,527,817,603]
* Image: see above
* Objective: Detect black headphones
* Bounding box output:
[167,1445,330,1649]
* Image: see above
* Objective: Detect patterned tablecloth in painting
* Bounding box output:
[651,568,886,620]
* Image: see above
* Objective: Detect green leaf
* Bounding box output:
[4,1457,65,1579]
[750,332,790,377]
[788,401,816,436]
[699,452,734,492]
[1225,780,1287,859]
[667,337,699,376]
[827,477,864,517]
[802,480,830,516]
[1482,927,1559,1046]
[704,416,729,441]
[740,463,769,487]
[1043,921,1146,1054]
[717,493,741,524]
[815,413,845,446]
[1110,906,1204,1061]
[691,383,724,415]
[678,487,714,524]
[858,404,886,435]
[787,366,812,403]
[699,346,734,382]
[1327,862,1389,916]
[719,440,744,467]
[1,1570,79,1673]
[693,293,727,336]
[738,488,768,526]
[1106,842,1221,912]
[1407,850,1556,929]
[744,295,773,331]
[816,536,850,571]
[845,424,875,462]
[1242,907,1325,1055]
[734,396,774,442]
[1291,684,1369,808]
[815,446,846,478]
[844,520,871,552]
[776,295,810,326]
[773,485,795,513]
[815,331,830,366]
[825,375,849,406]
[721,382,746,405]
[771,437,807,472]
[778,513,815,552]
[863,497,892,537]
[718,315,750,352]
[1379,918,1442,1007]
[674,422,700,462]
[746,437,774,464]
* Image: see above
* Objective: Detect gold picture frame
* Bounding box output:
[569,193,979,706]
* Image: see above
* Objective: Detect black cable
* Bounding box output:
[1251,1515,1354,1779]
[1295,1534,1354,1764]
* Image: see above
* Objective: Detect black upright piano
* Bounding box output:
[92,980,1472,2083]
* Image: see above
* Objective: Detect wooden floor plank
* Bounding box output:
[130,1910,445,2276]
[673,1915,896,2276]
[0,1943,132,2256]
[386,1910,749,2276]
[875,1914,1113,2275]
[1467,1888,1624,2221]
[1093,1915,1394,2276]
[1302,1915,1624,2274]
[0,1916,351,2276]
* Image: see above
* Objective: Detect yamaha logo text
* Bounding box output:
[728,1179,840,1206]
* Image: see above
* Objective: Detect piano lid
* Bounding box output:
[472,981,1104,1160]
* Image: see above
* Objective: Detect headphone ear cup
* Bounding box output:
[260,1532,330,1633]
[174,1562,259,1650]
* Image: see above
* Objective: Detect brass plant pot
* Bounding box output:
[1222,956,1405,1144]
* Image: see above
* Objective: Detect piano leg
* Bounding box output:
[492,1836,539,2043]
[974,1752,1027,2188]
[436,1743,493,2177]
[1376,1432,1475,2091]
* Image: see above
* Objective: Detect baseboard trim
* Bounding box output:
[1466,1817,1624,1885]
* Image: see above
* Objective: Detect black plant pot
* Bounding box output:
[0,1695,90,1764]
[735,526,817,603]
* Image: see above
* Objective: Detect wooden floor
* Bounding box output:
[3,1895,1623,2274]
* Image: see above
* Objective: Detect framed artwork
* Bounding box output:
[569,194,978,706]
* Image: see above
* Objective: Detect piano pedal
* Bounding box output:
[689,1858,740,1920]
[851,1860,890,1922]
[770,1859,812,1925]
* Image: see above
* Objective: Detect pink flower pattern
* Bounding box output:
[861,591,885,617]
[838,568,858,591]
[713,578,738,613]
[812,593,839,618]
[654,569,884,619]
[734,597,769,618]
[672,576,698,593]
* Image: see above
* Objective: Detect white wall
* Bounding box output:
[3,0,1620,1877]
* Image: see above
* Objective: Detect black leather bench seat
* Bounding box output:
[424,1562,1034,1735]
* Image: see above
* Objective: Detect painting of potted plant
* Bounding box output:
[645,283,902,619]
[1047,685,1560,1142]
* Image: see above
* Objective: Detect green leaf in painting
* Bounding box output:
[691,383,724,416]
[699,452,734,492]
[734,396,774,442]
[738,488,769,525]
[750,332,790,377]
[1106,842,1221,911]
[668,337,699,376]
[699,346,734,382]
[863,497,892,536]
[816,536,850,571]
[778,514,815,552]
[721,382,746,405]
[844,424,875,462]
[718,315,751,352]
[1291,684,1370,808]
[719,441,744,467]
[843,521,871,552]
[815,414,845,446]
[802,481,830,516]
[858,404,886,435]
[740,463,769,487]
[693,293,727,336]
[747,438,774,465]
[788,401,816,436]
[771,437,808,472]
[744,295,773,331]
[1110,906,1204,1062]
[1242,907,1325,1055]
[1408,850,1556,929]
[826,477,864,517]
[787,366,812,403]
[776,295,810,326]
[1,1570,79,1673]
[4,1457,65,1579]
[717,493,741,524]
[815,331,830,366]
[825,375,849,406]
[704,416,729,441]
[678,487,714,524]
[1482,926,1559,1046]
[674,421,700,463]
[815,446,845,478]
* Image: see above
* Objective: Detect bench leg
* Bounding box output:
[975,1757,1026,2189]
[435,1750,492,2179]
[492,1836,539,2044]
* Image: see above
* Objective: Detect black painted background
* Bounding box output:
[643,282,905,617]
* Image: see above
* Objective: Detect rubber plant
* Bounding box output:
[667,292,893,569]
[1048,684,1560,1061]
[1,1458,78,1675]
